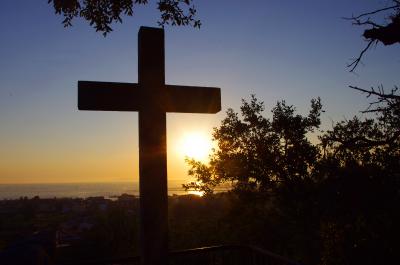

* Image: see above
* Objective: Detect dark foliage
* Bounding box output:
[185,95,400,265]
[48,0,200,35]
[184,96,323,197]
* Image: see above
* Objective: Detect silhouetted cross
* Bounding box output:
[78,27,221,265]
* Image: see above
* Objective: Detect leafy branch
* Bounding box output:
[48,0,200,36]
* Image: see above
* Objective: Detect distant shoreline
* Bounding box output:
[0,180,190,185]
[0,181,192,200]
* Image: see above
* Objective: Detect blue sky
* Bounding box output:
[0,0,398,183]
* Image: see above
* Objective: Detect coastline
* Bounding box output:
[0,181,190,200]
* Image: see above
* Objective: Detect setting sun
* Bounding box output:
[178,132,214,161]
[187,190,205,197]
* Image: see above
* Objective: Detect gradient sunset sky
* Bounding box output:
[0,0,399,184]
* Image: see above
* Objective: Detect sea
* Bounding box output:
[0,181,191,200]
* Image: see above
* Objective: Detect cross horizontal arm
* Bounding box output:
[78,81,141,111]
[165,85,221,113]
[78,81,221,113]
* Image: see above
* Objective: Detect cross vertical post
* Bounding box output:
[138,27,168,265]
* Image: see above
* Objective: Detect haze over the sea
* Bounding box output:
[0,181,190,199]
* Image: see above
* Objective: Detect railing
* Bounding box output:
[169,245,301,265]
[60,245,302,265]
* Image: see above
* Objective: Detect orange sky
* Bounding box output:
[0,113,220,184]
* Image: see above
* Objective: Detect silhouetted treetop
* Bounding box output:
[48,0,200,35]
[184,96,323,196]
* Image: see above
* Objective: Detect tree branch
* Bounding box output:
[49,0,201,36]
[345,1,400,71]
[347,40,376,72]
[345,4,399,20]
[349,85,400,100]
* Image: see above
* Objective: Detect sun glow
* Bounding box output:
[178,132,213,161]
[187,190,205,197]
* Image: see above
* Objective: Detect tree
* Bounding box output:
[184,95,400,264]
[48,0,200,35]
[345,1,400,131]
[184,96,325,264]
[346,0,400,72]
[317,113,400,265]
[184,96,323,196]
